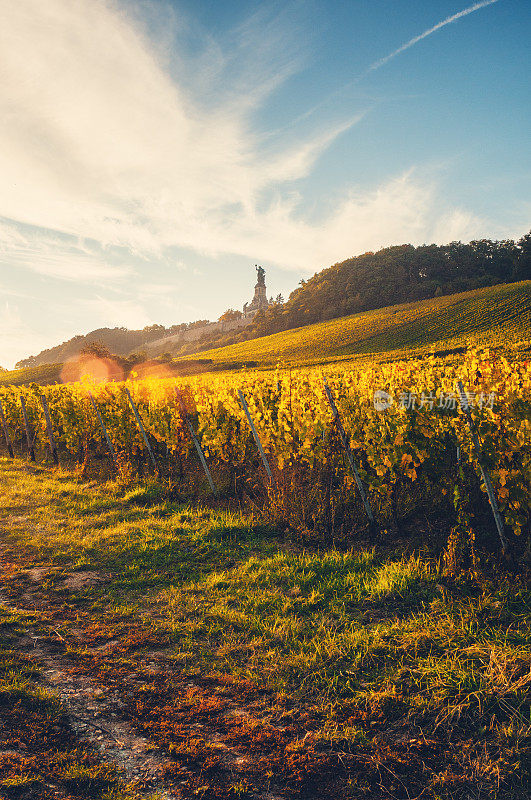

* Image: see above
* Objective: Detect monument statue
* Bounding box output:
[255,265,266,286]
[242,265,270,317]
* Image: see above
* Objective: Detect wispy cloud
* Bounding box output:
[0,0,488,285]
[0,0,345,269]
[0,301,59,368]
[368,0,500,72]
[0,220,132,284]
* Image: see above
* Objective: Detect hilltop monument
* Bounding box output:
[243,265,270,317]
[145,264,272,352]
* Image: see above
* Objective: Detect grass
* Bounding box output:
[190,280,531,368]
[0,605,134,800]
[0,458,530,797]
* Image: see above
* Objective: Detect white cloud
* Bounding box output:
[81,295,152,330]
[0,302,56,368]
[0,0,489,284]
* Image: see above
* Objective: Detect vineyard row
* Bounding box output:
[0,350,529,556]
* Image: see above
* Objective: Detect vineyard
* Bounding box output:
[1,340,530,800]
[1,347,530,566]
[1,344,531,800]
[193,280,531,368]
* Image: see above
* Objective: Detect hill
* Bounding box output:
[13,323,215,370]
[246,233,531,342]
[14,325,167,369]
[2,281,530,386]
[167,232,531,357]
[14,232,531,369]
[187,281,531,368]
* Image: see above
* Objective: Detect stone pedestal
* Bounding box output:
[252,282,268,309]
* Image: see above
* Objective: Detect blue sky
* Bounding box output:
[0,0,529,367]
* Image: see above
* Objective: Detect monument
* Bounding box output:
[243,265,270,317]
[145,265,272,352]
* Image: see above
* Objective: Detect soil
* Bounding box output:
[0,549,523,799]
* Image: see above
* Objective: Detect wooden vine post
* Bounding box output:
[20,396,35,462]
[456,380,510,557]
[124,387,157,471]
[40,395,59,465]
[323,378,376,530]
[238,389,273,482]
[0,400,14,458]
[88,392,117,469]
[175,388,215,494]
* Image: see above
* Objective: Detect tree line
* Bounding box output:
[249,232,531,339]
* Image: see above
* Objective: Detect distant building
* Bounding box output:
[243,265,270,317]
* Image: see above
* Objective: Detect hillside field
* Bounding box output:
[0,362,63,388]
[0,460,530,800]
[191,281,531,368]
[2,281,530,387]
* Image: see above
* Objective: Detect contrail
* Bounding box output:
[285,0,500,127]
[368,0,500,72]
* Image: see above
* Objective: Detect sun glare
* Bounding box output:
[132,361,174,380]
[60,355,124,384]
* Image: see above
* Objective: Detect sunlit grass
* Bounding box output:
[1,458,530,797]
[194,280,531,367]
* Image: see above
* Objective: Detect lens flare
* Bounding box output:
[61,356,124,384]
[132,360,174,380]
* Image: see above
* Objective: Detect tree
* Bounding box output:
[128,351,148,364]
[188,319,210,329]
[515,233,531,281]
[80,341,113,359]
[169,323,187,336]
[218,309,243,322]
[142,324,165,342]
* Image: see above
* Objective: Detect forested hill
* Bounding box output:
[15,320,208,369]
[16,231,531,366]
[15,326,171,369]
[248,233,531,340]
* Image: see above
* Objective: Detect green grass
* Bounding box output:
[0,458,530,797]
[190,281,531,368]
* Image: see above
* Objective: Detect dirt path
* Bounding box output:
[18,631,180,797]
[0,567,294,800]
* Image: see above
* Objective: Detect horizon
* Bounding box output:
[10,232,531,369]
[1,0,530,368]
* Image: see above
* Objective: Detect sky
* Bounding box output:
[0,0,529,368]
